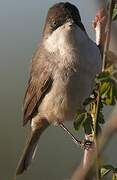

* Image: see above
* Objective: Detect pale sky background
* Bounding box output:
[0,1,116,180]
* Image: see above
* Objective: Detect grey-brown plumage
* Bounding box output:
[15,2,101,176]
[15,118,49,175]
[23,53,53,126]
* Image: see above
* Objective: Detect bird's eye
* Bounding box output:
[51,20,58,29]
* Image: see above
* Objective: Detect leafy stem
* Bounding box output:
[74,0,117,179]
[93,0,116,179]
[94,0,115,179]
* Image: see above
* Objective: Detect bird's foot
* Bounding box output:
[82,139,94,150]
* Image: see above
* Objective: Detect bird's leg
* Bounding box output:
[83,138,94,150]
[59,123,93,149]
[59,123,81,146]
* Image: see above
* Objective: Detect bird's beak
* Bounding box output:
[66,18,75,27]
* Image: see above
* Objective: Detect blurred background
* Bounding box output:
[0,0,116,180]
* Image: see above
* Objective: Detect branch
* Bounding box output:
[71,104,117,180]
[71,1,116,179]
[82,7,107,179]
[102,0,115,71]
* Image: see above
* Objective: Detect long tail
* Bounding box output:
[15,119,49,176]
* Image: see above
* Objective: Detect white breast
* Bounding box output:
[39,23,102,125]
[44,22,89,57]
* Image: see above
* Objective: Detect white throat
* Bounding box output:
[44,23,87,56]
[43,23,89,72]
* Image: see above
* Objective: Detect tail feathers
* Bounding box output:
[15,129,40,176]
[15,119,49,176]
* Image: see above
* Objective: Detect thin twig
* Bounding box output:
[82,1,115,179]
[102,0,115,71]
[93,93,101,180]
[94,1,115,178]
[82,7,106,177]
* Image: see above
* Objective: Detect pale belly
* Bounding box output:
[39,22,101,124]
[38,70,94,125]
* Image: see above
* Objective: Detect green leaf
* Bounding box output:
[99,100,104,110]
[105,63,114,73]
[112,3,117,21]
[95,72,110,84]
[83,97,95,106]
[105,80,117,105]
[74,110,86,131]
[74,111,93,133]
[100,81,111,98]
[83,114,93,134]
[106,85,114,105]
[100,78,117,105]
[101,165,114,178]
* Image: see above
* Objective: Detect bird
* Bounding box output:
[15,2,102,176]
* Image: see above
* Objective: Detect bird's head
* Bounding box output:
[43,2,85,38]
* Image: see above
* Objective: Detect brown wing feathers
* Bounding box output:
[23,49,53,126]
[23,75,53,126]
